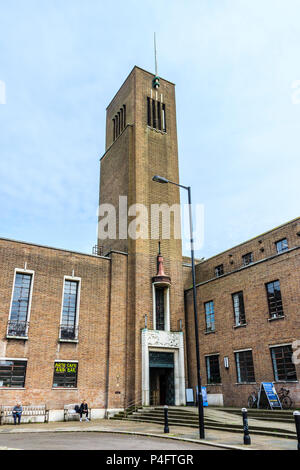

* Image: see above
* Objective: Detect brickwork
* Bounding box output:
[0,239,128,411]
[185,219,300,407]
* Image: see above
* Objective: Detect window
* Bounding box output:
[0,360,27,388]
[204,301,215,332]
[276,238,288,254]
[112,104,126,140]
[271,345,297,382]
[8,272,32,337]
[155,287,165,331]
[206,355,221,384]
[266,280,284,318]
[147,98,166,132]
[215,265,224,277]
[60,279,80,340]
[232,292,246,326]
[242,252,253,266]
[53,362,78,388]
[235,350,255,383]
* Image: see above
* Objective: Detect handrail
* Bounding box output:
[123,398,144,418]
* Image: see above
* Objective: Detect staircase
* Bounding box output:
[111,406,297,439]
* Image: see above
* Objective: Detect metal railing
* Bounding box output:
[123,398,144,418]
[59,324,79,341]
[7,321,29,338]
[92,245,103,256]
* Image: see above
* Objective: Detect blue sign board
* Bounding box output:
[196,386,208,407]
[259,382,282,409]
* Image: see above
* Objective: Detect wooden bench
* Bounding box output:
[64,404,91,422]
[0,405,48,425]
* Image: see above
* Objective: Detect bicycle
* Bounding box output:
[247,386,260,409]
[278,387,293,409]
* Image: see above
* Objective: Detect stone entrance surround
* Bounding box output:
[141,329,186,406]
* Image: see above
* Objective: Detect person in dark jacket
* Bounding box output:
[12,403,23,425]
[79,400,89,422]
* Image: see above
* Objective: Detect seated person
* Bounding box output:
[12,403,23,425]
[79,400,89,422]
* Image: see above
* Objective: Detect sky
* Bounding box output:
[0,0,300,259]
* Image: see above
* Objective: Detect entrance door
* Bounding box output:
[149,352,175,406]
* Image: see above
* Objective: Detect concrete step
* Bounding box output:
[121,417,297,440]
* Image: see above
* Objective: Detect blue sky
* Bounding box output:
[0,0,300,259]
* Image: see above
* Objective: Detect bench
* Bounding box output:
[64,404,91,422]
[0,405,48,425]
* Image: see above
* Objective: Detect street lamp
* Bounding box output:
[152,175,205,439]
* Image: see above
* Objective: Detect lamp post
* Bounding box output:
[152,175,205,439]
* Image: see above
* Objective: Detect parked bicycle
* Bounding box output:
[278,387,293,410]
[247,386,260,409]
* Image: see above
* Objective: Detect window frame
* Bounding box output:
[270,344,297,382]
[215,264,224,277]
[7,268,35,339]
[232,291,246,326]
[52,360,78,389]
[205,354,221,384]
[234,349,255,384]
[242,252,253,266]
[59,276,81,342]
[276,238,289,254]
[204,300,215,332]
[0,358,28,388]
[265,280,284,319]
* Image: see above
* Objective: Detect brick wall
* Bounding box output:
[0,239,128,411]
[185,218,300,407]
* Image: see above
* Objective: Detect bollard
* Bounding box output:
[294,411,300,451]
[241,408,251,445]
[164,405,169,434]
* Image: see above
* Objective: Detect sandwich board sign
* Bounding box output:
[186,388,194,406]
[196,386,208,407]
[258,382,282,409]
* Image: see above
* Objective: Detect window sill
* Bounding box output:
[205,383,222,386]
[233,323,248,329]
[147,125,167,135]
[0,387,26,390]
[235,382,257,385]
[58,338,79,344]
[204,330,216,335]
[52,388,78,390]
[274,381,299,384]
[268,316,285,322]
[6,335,28,340]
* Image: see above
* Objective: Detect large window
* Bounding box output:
[232,292,246,326]
[266,280,284,318]
[206,355,221,384]
[276,238,288,254]
[235,350,255,383]
[155,287,165,331]
[204,301,215,332]
[0,360,27,388]
[53,362,78,388]
[8,272,32,337]
[60,279,80,340]
[271,345,297,382]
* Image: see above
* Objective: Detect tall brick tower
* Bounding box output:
[99,66,186,408]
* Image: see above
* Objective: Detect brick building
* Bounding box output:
[0,66,299,418]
